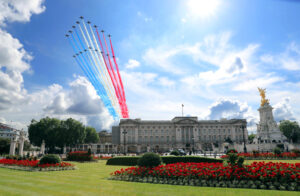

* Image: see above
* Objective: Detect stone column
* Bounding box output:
[18,138,24,156]
[137,145,141,153]
[63,145,67,154]
[9,137,17,155]
[40,140,45,155]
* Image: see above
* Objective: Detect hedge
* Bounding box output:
[106,157,140,166]
[162,156,223,164]
[106,156,223,166]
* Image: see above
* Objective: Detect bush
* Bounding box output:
[291,149,300,154]
[273,147,282,155]
[137,153,162,168]
[66,151,93,162]
[170,150,180,156]
[106,157,140,166]
[162,156,223,164]
[237,156,244,168]
[39,154,61,164]
[227,153,238,165]
[226,149,237,154]
[106,156,223,166]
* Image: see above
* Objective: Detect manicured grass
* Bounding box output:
[0,160,299,196]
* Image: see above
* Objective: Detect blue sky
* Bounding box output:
[0,0,299,132]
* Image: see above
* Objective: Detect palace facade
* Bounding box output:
[112,116,248,153]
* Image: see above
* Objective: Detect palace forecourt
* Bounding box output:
[112,117,248,153]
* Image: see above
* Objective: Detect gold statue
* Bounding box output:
[258,87,270,106]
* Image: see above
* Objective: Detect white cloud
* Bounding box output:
[0,0,45,111]
[233,74,284,92]
[125,59,140,69]
[158,77,175,87]
[273,97,296,122]
[261,42,300,71]
[0,0,45,25]
[207,98,258,132]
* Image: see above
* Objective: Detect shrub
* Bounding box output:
[237,156,244,168]
[39,154,61,164]
[170,150,180,156]
[67,151,93,162]
[227,153,238,165]
[291,149,300,154]
[137,153,162,168]
[273,147,282,155]
[162,156,223,164]
[106,157,140,166]
[226,149,237,154]
[106,156,223,166]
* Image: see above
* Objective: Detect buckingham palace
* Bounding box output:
[112,116,248,153]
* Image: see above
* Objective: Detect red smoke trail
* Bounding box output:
[102,31,127,117]
[95,28,124,115]
[109,36,129,118]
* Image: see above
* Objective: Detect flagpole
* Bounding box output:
[182,104,184,117]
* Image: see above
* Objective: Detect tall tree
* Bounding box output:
[28,117,97,150]
[0,138,10,154]
[28,117,61,148]
[84,126,99,143]
[248,133,256,143]
[279,120,300,143]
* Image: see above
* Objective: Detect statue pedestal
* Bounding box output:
[9,138,17,155]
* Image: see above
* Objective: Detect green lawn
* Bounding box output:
[0,160,299,196]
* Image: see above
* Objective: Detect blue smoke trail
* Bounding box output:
[68,34,118,118]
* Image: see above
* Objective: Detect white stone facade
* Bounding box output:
[256,103,286,143]
[113,117,248,153]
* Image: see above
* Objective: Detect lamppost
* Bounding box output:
[122,130,127,155]
[241,125,247,153]
[191,137,195,154]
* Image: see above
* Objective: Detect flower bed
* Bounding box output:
[221,152,300,160]
[0,159,75,171]
[110,162,300,191]
[95,156,112,160]
[67,151,94,162]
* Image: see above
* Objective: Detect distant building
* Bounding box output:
[74,131,116,154]
[112,116,248,153]
[0,123,25,141]
[98,130,112,143]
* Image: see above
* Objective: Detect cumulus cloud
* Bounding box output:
[273,97,296,122]
[0,1,115,131]
[206,99,258,132]
[0,0,45,25]
[43,76,115,130]
[261,42,300,71]
[0,0,45,111]
[125,59,140,69]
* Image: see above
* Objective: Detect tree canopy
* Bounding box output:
[84,126,99,143]
[248,133,256,143]
[28,117,99,151]
[279,120,300,143]
[0,138,10,154]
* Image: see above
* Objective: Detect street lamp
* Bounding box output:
[122,130,127,155]
[191,137,195,154]
[241,125,247,153]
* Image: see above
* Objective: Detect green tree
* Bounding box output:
[248,133,256,143]
[279,120,300,143]
[28,117,96,151]
[23,140,32,151]
[84,126,99,143]
[0,138,10,154]
[28,117,61,147]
